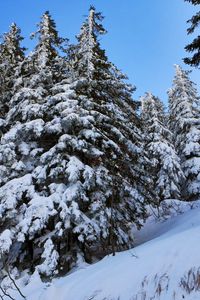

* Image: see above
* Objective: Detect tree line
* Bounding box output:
[0,6,199,279]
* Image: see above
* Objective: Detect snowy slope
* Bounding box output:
[14,202,200,300]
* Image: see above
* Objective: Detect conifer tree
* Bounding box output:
[7,11,67,124]
[168,65,200,200]
[0,12,67,187]
[141,92,184,203]
[0,12,69,277]
[30,10,67,74]
[0,7,149,277]
[184,0,200,67]
[33,6,149,272]
[0,24,26,189]
[0,23,25,119]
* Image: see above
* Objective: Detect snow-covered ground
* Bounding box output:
[12,201,200,300]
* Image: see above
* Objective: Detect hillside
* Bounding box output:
[9,201,200,300]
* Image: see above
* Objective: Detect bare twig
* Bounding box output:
[0,286,15,300]
[6,268,26,299]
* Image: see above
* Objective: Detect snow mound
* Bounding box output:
[15,201,200,300]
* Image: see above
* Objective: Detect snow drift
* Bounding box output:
[9,201,200,300]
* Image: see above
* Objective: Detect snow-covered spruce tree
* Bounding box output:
[168,65,200,200]
[0,7,149,278]
[0,12,68,277]
[184,0,200,67]
[141,92,184,204]
[0,24,26,190]
[7,11,68,124]
[0,23,25,120]
[37,6,150,270]
[0,11,67,187]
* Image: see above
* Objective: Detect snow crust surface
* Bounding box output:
[14,201,200,300]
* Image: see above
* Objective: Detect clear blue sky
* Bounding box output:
[0,0,199,104]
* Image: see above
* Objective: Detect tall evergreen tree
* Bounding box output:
[184,0,200,67]
[0,12,69,277]
[71,6,107,80]
[30,11,67,70]
[0,23,25,119]
[34,6,150,273]
[168,65,200,200]
[0,12,67,188]
[0,7,149,278]
[141,92,184,203]
[8,11,67,124]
